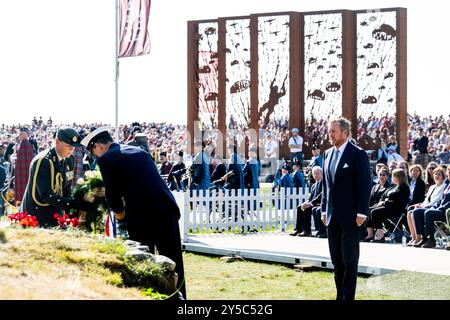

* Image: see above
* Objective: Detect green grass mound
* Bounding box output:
[0,227,171,299]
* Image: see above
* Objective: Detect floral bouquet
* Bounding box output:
[71,170,109,233]
[54,213,80,229]
[8,212,39,228]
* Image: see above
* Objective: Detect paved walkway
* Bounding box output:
[182,232,450,276]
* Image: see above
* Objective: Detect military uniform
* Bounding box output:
[19,127,86,227]
[81,127,186,299]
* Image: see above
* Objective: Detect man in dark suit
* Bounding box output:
[290,166,323,237]
[81,127,186,299]
[321,118,371,300]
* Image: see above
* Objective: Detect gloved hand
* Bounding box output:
[69,198,95,211]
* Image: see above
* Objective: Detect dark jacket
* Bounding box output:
[226,153,244,190]
[20,148,74,226]
[413,136,429,154]
[409,177,425,206]
[97,143,180,235]
[378,183,411,213]
[369,181,391,207]
[210,163,227,189]
[243,158,260,189]
[0,163,6,189]
[190,151,211,190]
[292,170,306,189]
[321,141,372,226]
[167,161,185,191]
[308,180,322,206]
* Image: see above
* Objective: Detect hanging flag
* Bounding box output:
[119,0,151,58]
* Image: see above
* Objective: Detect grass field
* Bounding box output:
[1,225,449,300]
[183,252,450,300]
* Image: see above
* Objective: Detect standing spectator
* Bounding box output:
[225,144,244,191]
[264,133,278,174]
[4,135,15,163]
[377,141,389,164]
[243,147,260,190]
[0,162,6,214]
[0,144,6,165]
[291,160,306,191]
[210,156,227,189]
[413,128,429,168]
[14,128,34,206]
[158,152,173,176]
[288,128,304,163]
[306,145,323,184]
[279,163,294,189]
[190,141,211,191]
[72,147,86,189]
[167,151,185,191]
[29,134,39,156]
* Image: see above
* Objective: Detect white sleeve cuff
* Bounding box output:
[357,214,367,218]
[321,212,326,217]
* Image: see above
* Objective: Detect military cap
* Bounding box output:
[282,163,291,171]
[81,126,112,150]
[291,128,299,133]
[56,127,82,147]
[311,144,320,151]
[131,126,142,135]
[292,160,302,167]
[19,127,30,135]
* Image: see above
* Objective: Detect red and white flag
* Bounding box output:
[119,0,151,58]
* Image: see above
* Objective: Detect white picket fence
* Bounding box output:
[174,188,310,240]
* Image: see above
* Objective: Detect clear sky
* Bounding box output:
[0,0,448,126]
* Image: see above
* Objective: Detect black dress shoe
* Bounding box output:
[361,236,374,242]
[316,232,327,238]
[289,231,300,236]
[421,239,436,249]
[299,231,311,237]
[371,238,385,243]
[414,238,427,248]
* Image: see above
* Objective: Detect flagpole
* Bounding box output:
[114,0,119,140]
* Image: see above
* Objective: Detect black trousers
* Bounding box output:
[368,206,401,229]
[327,217,362,301]
[312,207,326,234]
[413,208,446,239]
[295,205,312,233]
[128,214,186,299]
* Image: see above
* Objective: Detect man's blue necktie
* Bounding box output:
[329,150,339,182]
